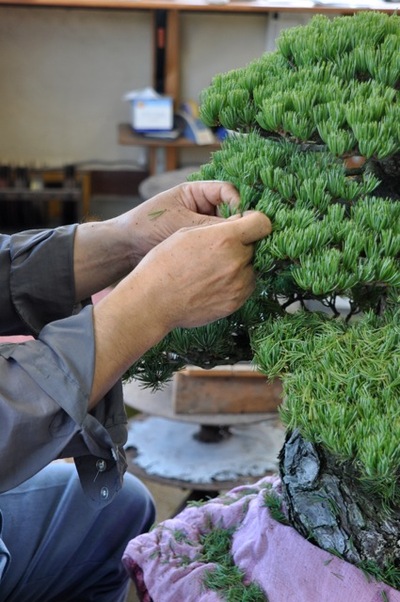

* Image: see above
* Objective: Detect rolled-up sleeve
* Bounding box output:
[0,306,128,505]
[0,225,77,336]
[0,227,128,507]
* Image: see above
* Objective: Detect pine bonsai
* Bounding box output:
[124,11,400,589]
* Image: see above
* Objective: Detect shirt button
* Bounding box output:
[100,487,109,500]
[96,459,107,472]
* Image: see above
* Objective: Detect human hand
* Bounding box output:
[131,210,272,330]
[90,209,271,404]
[115,180,241,267]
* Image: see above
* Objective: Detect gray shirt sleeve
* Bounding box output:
[0,226,78,335]
[0,226,128,508]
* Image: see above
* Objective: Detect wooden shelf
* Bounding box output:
[0,170,91,227]
[118,123,220,148]
[2,0,399,16]
[118,123,220,174]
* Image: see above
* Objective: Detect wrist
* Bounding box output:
[74,219,134,300]
[111,211,149,270]
[90,269,172,404]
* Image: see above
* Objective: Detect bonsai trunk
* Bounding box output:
[279,430,400,572]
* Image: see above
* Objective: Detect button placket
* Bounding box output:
[100,487,109,500]
[96,459,107,472]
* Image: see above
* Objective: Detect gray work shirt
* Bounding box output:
[0,225,129,582]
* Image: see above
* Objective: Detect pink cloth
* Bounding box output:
[123,476,400,602]
[0,335,32,343]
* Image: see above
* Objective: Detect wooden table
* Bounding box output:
[118,123,220,174]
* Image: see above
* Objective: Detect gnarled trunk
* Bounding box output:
[279,430,400,572]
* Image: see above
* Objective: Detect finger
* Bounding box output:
[182,180,240,215]
[180,210,271,241]
[226,213,243,221]
[189,210,243,229]
[223,211,272,245]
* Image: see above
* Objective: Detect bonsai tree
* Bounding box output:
[124,11,400,589]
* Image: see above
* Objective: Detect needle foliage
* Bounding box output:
[124,11,400,544]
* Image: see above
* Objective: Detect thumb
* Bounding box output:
[226,211,272,245]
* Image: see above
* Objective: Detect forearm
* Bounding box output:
[73,217,136,302]
[90,269,170,406]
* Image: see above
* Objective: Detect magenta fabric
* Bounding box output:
[123,476,400,602]
[0,335,32,343]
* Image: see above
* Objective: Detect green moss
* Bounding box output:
[358,559,400,591]
[263,490,289,526]
[199,528,267,601]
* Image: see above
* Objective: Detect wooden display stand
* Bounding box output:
[124,366,284,497]
[173,365,282,415]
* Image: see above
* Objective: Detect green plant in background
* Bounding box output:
[124,11,400,588]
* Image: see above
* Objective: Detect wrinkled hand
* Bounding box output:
[90,208,272,404]
[133,210,272,330]
[117,180,242,267]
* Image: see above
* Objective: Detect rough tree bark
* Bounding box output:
[279,430,400,571]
